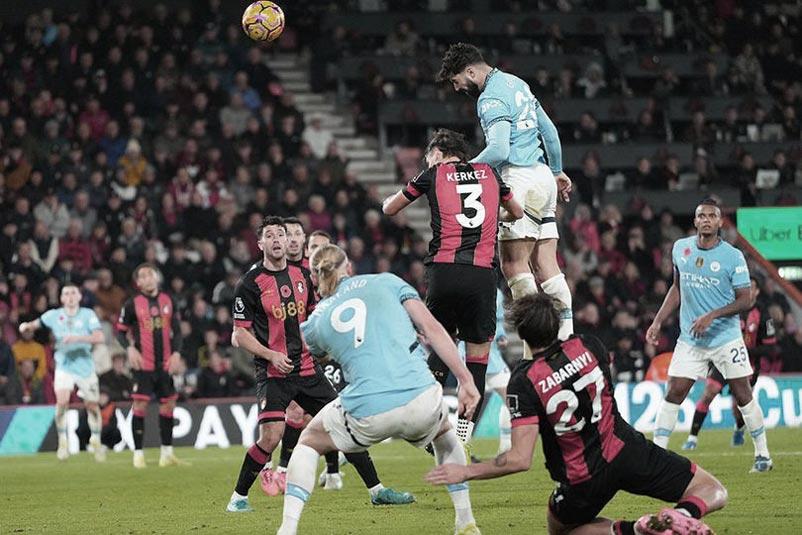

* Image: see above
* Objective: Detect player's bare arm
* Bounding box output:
[425,423,538,484]
[691,286,752,338]
[18,319,41,334]
[404,298,480,419]
[647,269,680,345]
[61,329,104,345]
[232,324,293,374]
[381,191,412,216]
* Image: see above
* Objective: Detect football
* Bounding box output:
[241,1,285,42]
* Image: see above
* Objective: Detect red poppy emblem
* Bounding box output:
[150,306,159,316]
[683,247,692,256]
[280,285,292,298]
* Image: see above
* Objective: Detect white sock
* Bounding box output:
[686,435,697,444]
[230,491,248,502]
[160,445,173,457]
[368,483,385,499]
[55,405,68,446]
[433,430,475,528]
[498,401,512,453]
[134,449,144,456]
[508,272,537,359]
[540,273,574,340]
[277,465,287,474]
[455,419,475,444]
[653,400,681,449]
[278,444,319,535]
[88,406,101,443]
[738,399,770,458]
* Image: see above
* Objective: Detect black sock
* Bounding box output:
[466,362,487,424]
[690,409,708,437]
[676,500,704,519]
[427,353,450,386]
[279,424,303,468]
[132,413,145,450]
[325,451,339,474]
[613,521,636,535]
[344,451,380,489]
[235,444,270,496]
[159,413,174,446]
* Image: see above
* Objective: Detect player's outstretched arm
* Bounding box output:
[62,330,105,345]
[647,269,680,345]
[403,298,480,419]
[232,325,293,374]
[426,423,539,485]
[535,104,563,176]
[382,191,412,216]
[469,120,511,167]
[18,319,41,335]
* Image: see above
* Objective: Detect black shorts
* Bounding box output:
[708,361,759,391]
[425,263,497,347]
[131,369,177,402]
[256,371,338,424]
[549,432,696,526]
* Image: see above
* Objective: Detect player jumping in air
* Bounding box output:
[384,128,521,448]
[20,284,106,462]
[647,199,772,472]
[437,43,575,347]
[682,276,777,450]
[226,217,412,512]
[427,293,727,535]
[276,244,482,535]
[117,263,185,469]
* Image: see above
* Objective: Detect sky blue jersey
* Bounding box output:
[476,68,563,173]
[301,273,435,419]
[458,289,509,375]
[672,237,751,348]
[40,307,101,378]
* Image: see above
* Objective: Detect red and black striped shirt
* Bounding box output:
[403,161,512,269]
[507,335,634,486]
[117,292,182,372]
[232,262,317,379]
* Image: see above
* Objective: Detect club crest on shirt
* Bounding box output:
[296,280,305,294]
[710,261,721,272]
[695,257,704,268]
[280,285,292,298]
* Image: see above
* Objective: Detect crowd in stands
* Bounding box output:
[0,1,800,406]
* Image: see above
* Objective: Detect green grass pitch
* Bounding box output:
[2,428,800,534]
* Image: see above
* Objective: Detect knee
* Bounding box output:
[257,429,281,451]
[665,388,686,405]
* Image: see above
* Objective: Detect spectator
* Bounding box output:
[99,353,133,401]
[301,114,334,160]
[732,43,766,94]
[16,359,48,405]
[628,157,658,190]
[12,327,48,381]
[69,191,98,238]
[58,219,93,275]
[196,350,236,398]
[384,20,419,56]
[576,63,607,99]
[28,220,60,274]
[33,189,70,239]
[94,268,126,323]
[117,139,149,187]
[0,338,20,404]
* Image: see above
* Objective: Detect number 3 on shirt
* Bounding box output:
[331,298,367,348]
[456,183,485,228]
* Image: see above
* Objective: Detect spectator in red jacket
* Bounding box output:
[58,219,93,275]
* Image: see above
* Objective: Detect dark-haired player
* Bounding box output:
[682,275,777,450]
[427,293,726,535]
[437,42,574,346]
[383,128,522,448]
[116,263,184,469]
[226,217,412,512]
[647,200,772,472]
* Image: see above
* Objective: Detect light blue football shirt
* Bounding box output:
[477,68,561,172]
[40,307,101,378]
[301,273,435,418]
[672,237,751,348]
[458,289,509,375]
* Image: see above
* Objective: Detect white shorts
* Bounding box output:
[498,163,558,241]
[668,338,753,381]
[320,383,447,453]
[54,369,100,402]
[486,369,511,391]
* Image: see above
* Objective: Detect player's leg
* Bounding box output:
[683,369,724,450]
[461,341,489,445]
[424,264,459,386]
[532,238,573,341]
[277,401,305,480]
[53,383,72,461]
[77,374,105,461]
[155,370,183,466]
[716,339,771,471]
[130,370,155,467]
[277,406,340,535]
[731,367,759,446]
[296,373,414,505]
[654,341,706,449]
[430,416,478,534]
[489,381,512,454]
[499,239,537,360]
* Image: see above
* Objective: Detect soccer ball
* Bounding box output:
[242,1,285,42]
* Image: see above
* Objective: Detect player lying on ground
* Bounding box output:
[20,284,105,462]
[383,127,522,451]
[427,293,728,535]
[276,244,482,535]
[647,199,772,472]
[227,217,412,512]
[682,276,776,450]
